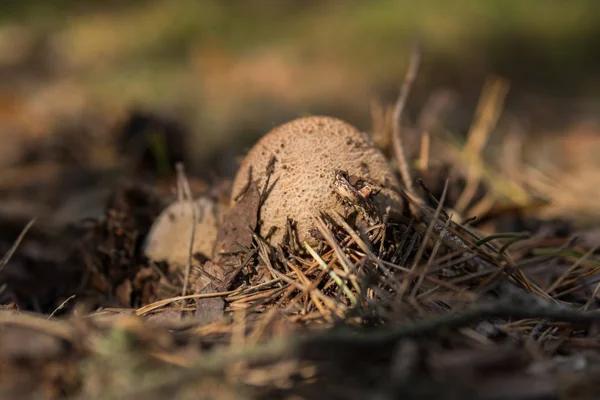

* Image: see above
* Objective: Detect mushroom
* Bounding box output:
[143,196,223,265]
[230,116,403,245]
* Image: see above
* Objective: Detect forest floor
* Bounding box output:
[2,2,600,399]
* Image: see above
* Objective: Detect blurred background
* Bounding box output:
[1,0,600,235]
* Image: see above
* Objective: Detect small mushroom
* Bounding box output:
[230,116,403,245]
[143,197,223,265]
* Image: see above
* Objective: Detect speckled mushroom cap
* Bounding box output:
[143,197,223,265]
[231,116,403,245]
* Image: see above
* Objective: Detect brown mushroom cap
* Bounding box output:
[231,116,403,244]
[143,197,223,265]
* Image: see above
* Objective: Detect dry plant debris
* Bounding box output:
[1,57,600,400]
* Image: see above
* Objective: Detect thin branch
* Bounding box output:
[0,218,36,272]
[105,295,600,399]
[304,241,357,306]
[392,41,422,214]
[176,163,196,297]
[398,179,448,299]
[47,295,76,319]
[135,290,235,316]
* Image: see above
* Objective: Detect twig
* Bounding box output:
[176,163,196,297]
[392,41,422,213]
[135,290,236,316]
[411,211,453,298]
[47,295,76,319]
[0,218,36,271]
[455,76,509,214]
[289,296,600,346]
[546,244,600,293]
[101,295,600,399]
[398,179,448,299]
[314,215,361,294]
[304,242,357,306]
[266,265,343,318]
[332,211,397,289]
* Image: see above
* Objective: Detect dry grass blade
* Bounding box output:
[135,291,236,316]
[455,76,509,214]
[583,281,600,311]
[285,261,329,317]
[175,162,196,297]
[546,244,600,293]
[266,265,344,318]
[464,77,509,155]
[0,218,35,271]
[398,179,448,299]
[47,295,76,319]
[392,42,422,210]
[314,215,361,293]
[411,212,453,298]
[413,179,449,269]
[332,211,396,287]
[304,241,357,306]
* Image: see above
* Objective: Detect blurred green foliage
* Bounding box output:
[1,0,598,163]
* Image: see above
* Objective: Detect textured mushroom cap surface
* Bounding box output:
[231,116,403,244]
[143,197,222,265]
